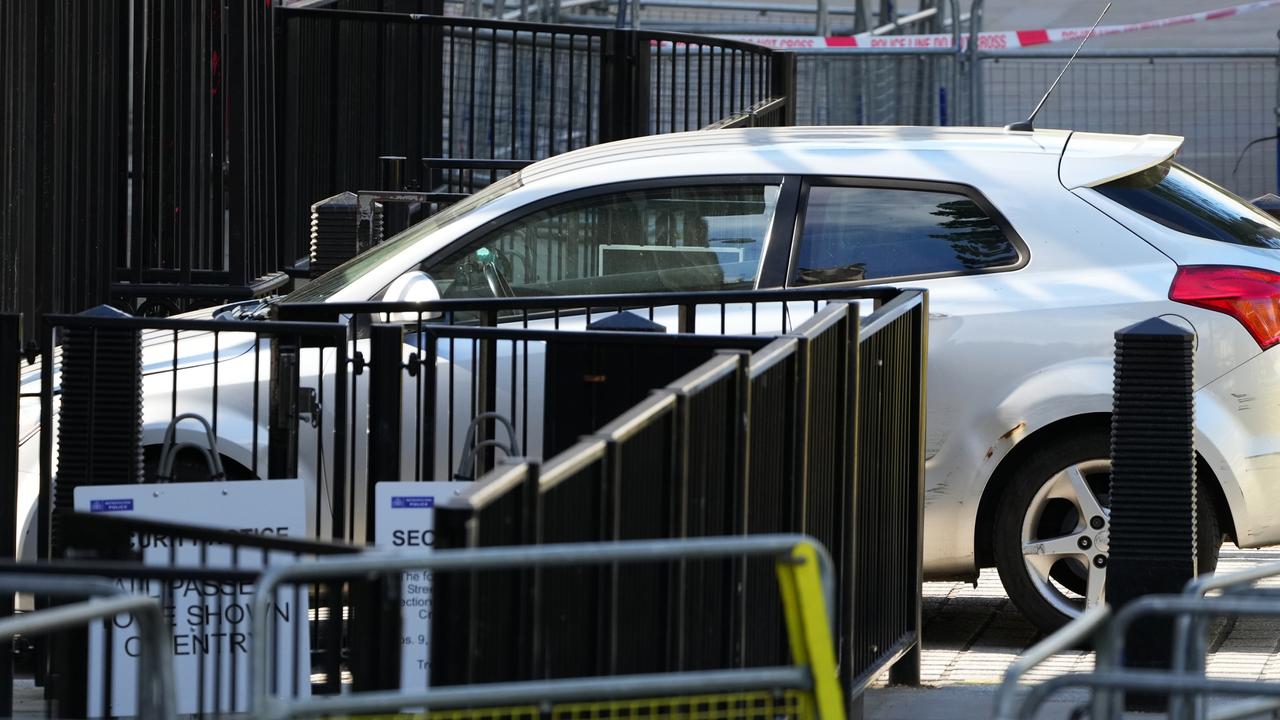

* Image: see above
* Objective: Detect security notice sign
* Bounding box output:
[74,480,309,717]
[374,481,457,691]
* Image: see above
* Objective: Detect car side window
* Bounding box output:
[426,183,782,297]
[791,185,1020,285]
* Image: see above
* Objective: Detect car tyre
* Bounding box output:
[993,427,1221,634]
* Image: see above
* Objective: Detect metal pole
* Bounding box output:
[816,0,829,38]
[366,323,403,542]
[854,0,869,34]
[967,0,983,125]
[0,314,19,718]
[268,334,301,480]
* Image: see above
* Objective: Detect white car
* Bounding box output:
[19,126,1280,632]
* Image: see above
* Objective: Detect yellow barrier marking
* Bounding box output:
[346,690,813,720]
[776,544,846,720]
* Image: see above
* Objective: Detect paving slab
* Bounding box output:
[864,545,1280,719]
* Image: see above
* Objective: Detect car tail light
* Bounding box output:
[1169,265,1280,349]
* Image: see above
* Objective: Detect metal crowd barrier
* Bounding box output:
[0,575,175,720]
[249,534,845,720]
[995,560,1280,720]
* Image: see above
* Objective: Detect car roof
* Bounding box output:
[520,126,1183,191]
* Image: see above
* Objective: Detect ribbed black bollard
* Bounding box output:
[1107,317,1197,712]
[54,306,144,557]
[309,192,360,276]
[50,306,143,718]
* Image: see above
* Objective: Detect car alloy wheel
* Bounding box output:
[995,428,1221,634]
[1020,459,1111,616]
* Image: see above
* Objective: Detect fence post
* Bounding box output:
[268,334,301,480]
[0,314,19,718]
[599,30,648,142]
[771,53,798,127]
[367,323,403,542]
[349,575,403,692]
[1107,318,1197,712]
[887,297,925,688]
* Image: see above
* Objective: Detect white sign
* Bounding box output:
[374,481,458,691]
[75,480,310,717]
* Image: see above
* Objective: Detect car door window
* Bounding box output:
[792,185,1020,285]
[426,183,782,297]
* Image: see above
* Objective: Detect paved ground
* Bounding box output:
[864,545,1280,719]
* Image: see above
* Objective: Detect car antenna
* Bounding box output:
[1005,2,1111,132]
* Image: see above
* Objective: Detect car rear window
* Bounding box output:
[792,185,1020,285]
[1095,161,1280,249]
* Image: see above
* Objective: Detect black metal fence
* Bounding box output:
[0,0,284,332]
[425,290,927,701]
[35,310,353,560]
[277,3,795,265]
[0,2,127,334]
[5,286,923,715]
[279,287,902,539]
[1,0,796,341]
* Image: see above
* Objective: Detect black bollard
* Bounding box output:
[1107,317,1197,712]
[309,192,360,276]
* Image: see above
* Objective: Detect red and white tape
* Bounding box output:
[718,0,1280,51]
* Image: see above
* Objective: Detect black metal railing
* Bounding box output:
[278,4,795,263]
[2,0,795,341]
[36,311,352,561]
[279,287,899,536]
[6,286,923,715]
[0,3,126,338]
[424,290,927,702]
[119,0,283,308]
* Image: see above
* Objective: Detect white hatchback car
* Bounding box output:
[19,126,1280,631]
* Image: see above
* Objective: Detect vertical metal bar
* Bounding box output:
[567,32,576,148]
[967,0,984,126]
[668,37,676,133]
[0,314,19,718]
[227,0,246,288]
[549,32,557,155]
[529,30,539,157]
[477,310,499,474]
[367,324,403,543]
[422,331,439,482]
[268,334,300,480]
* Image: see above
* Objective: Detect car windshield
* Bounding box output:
[283,172,525,303]
[1094,161,1280,249]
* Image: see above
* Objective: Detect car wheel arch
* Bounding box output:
[972,412,1234,568]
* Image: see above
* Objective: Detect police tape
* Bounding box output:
[710,0,1280,51]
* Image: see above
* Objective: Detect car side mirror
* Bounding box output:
[382,270,443,324]
[1251,193,1280,221]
